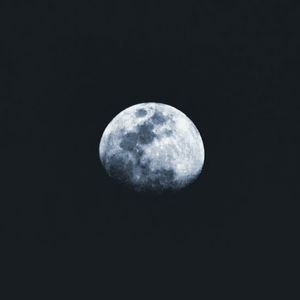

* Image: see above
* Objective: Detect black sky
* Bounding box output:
[1,0,298,294]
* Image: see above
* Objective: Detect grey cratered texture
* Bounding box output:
[99,103,205,191]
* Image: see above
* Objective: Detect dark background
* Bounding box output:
[1,0,298,295]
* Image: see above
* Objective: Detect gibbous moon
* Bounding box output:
[99,103,204,191]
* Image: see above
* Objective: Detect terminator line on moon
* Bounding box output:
[99,103,205,191]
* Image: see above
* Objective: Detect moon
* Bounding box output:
[99,103,205,191]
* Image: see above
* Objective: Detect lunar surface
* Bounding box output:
[99,103,204,191]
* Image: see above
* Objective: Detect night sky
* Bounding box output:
[2,0,298,295]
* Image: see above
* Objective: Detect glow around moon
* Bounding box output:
[99,103,205,191]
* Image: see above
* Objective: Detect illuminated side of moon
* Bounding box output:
[99,102,205,191]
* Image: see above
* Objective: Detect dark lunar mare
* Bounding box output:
[150,111,167,125]
[135,108,147,117]
[119,132,138,151]
[137,122,156,144]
